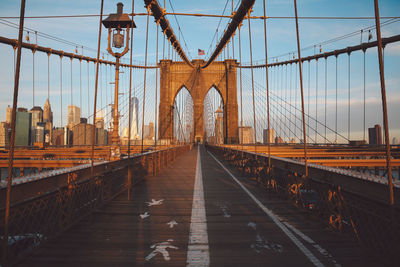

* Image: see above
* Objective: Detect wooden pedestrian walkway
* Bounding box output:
[18,145,379,267]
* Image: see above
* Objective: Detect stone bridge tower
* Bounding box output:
[158,59,238,144]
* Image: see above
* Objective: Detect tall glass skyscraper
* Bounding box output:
[130,97,139,140]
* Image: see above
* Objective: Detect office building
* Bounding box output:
[6,106,12,124]
[32,122,45,144]
[143,122,155,140]
[238,126,254,144]
[263,128,275,144]
[368,124,382,145]
[29,106,43,128]
[15,108,31,146]
[72,123,94,146]
[67,105,81,129]
[0,122,10,148]
[96,128,108,145]
[95,117,104,129]
[52,127,65,146]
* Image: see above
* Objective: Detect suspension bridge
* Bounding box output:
[0,0,399,266]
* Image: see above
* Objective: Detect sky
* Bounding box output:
[0,0,399,143]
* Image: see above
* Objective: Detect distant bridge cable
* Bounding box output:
[258,18,400,63]
[239,34,400,68]
[2,14,400,20]
[0,19,106,55]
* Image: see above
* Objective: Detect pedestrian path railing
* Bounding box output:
[208,144,400,265]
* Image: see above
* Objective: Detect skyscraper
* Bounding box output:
[67,105,81,129]
[239,126,254,144]
[15,108,31,146]
[143,122,155,140]
[29,106,43,145]
[6,106,12,124]
[43,99,53,144]
[130,97,139,140]
[263,128,275,144]
[0,122,10,148]
[214,107,223,144]
[368,124,382,145]
[29,106,43,128]
[43,98,53,123]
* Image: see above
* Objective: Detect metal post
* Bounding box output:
[262,0,271,169]
[111,56,121,159]
[2,0,26,263]
[90,0,104,210]
[373,0,394,205]
[127,0,135,157]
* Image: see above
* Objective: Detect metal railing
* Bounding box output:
[208,145,400,265]
[0,144,191,265]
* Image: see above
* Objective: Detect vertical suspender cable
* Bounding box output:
[80,59,82,111]
[155,22,159,148]
[90,0,104,180]
[163,0,166,60]
[32,49,35,107]
[363,49,366,141]
[262,0,271,168]
[238,27,244,151]
[87,61,90,118]
[373,0,394,205]
[13,46,16,75]
[307,61,310,135]
[278,65,282,138]
[70,58,73,106]
[293,0,308,177]
[3,0,26,263]
[295,61,297,140]
[315,59,318,143]
[285,64,288,140]
[141,10,150,153]
[105,59,108,120]
[100,61,103,111]
[231,0,235,59]
[60,56,63,127]
[347,53,351,141]
[289,63,292,141]
[324,57,327,141]
[48,54,50,100]
[335,55,338,143]
[247,10,257,156]
[128,0,135,157]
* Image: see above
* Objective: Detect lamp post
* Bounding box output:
[102,3,135,160]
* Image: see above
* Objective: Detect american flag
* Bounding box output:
[198,49,205,56]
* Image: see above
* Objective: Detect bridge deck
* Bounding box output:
[18,146,378,266]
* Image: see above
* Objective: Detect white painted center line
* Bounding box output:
[208,150,325,267]
[187,146,210,267]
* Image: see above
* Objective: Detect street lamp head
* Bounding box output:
[102,3,135,29]
[102,3,136,49]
